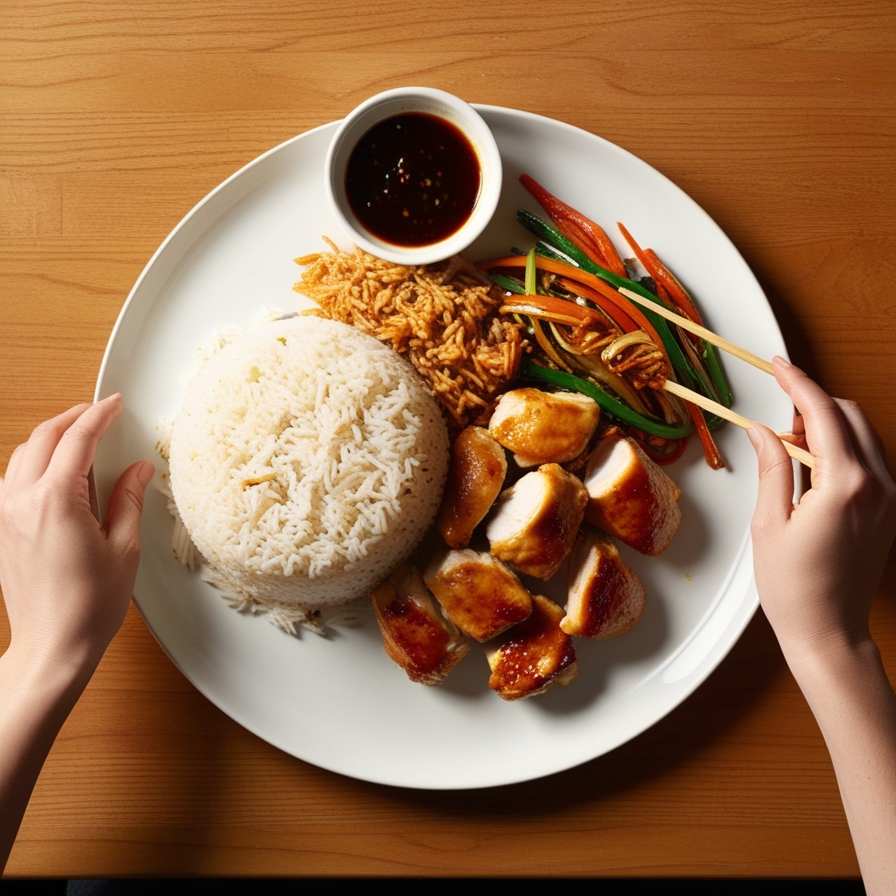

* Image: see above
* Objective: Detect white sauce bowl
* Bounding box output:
[325,87,503,265]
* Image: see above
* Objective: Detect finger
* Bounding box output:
[771,358,853,481]
[2,443,26,485]
[833,398,892,483]
[103,460,154,561]
[46,394,123,484]
[747,422,796,531]
[8,403,92,485]
[778,431,809,451]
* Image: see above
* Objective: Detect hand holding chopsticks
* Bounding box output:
[617,287,814,469]
[662,379,814,469]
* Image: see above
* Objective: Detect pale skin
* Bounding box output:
[747,357,896,893]
[0,371,894,884]
[0,394,153,872]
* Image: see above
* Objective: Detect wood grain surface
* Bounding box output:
[1,0,894,879]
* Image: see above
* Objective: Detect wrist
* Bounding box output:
[1,635,97,714]
[782,634,888,706]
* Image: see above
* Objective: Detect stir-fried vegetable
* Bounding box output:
[478,175,734,468]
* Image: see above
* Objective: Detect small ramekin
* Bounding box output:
[325,87,502,266]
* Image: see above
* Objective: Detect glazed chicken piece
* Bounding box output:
[582,433,681,556]
[371,565,470,686]
[561,527,646,638]
[423,549,532,642]
[485,463,588,580]
[486,593,578,701]
[488,387,600,467]
[436,425,507,548]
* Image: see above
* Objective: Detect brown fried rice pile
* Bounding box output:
[293,239,526,427]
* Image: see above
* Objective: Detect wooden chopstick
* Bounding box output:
[617,287,774,375]
[663,380,814,468]
[612,286,811,466]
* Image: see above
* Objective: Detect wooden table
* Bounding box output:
[2,0,894,879]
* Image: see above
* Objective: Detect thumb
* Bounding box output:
[747,423,795,532]
[103,460,154,558]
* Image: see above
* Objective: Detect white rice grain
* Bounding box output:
[168,315,449,620]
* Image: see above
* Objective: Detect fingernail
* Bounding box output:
[773,356,793,369]
[746,425,761,449]
[136,461,155,487]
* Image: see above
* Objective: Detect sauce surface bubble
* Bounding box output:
[345,112,481,248]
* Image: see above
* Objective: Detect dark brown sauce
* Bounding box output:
[345,112,481,247]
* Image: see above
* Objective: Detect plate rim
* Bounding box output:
[94,104,783,790]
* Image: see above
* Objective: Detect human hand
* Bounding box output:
[747,358,896,665]
[0,395,153,679]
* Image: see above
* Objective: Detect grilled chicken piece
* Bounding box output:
[486,594,578,700]
[485,463,588,580]
[436,426,507,548]
[423,549,532,642]
[562,528,646,638]
[488,387,600,467]
[371,566,470,686]
[582,433,681,556]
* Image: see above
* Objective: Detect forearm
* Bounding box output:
[0,397,152,873]
[0,642,93,873]
[784,637,896,895]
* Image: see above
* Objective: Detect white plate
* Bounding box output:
[94,106,790,790]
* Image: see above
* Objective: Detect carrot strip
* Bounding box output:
[500,292,607,327]
[553,277,640,334]
[616,222,704,326]
[520,174,628,278]
[582,226,627,279]
[555,218,609,269]
[683,399,725,469]
[651,276,672,305]
[616,222,703,350]
[616,222,667,295]
[501,303,596,329]
[643,248,704,325]
[480,255,667,357]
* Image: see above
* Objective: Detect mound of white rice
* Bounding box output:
[168,314,449,621]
